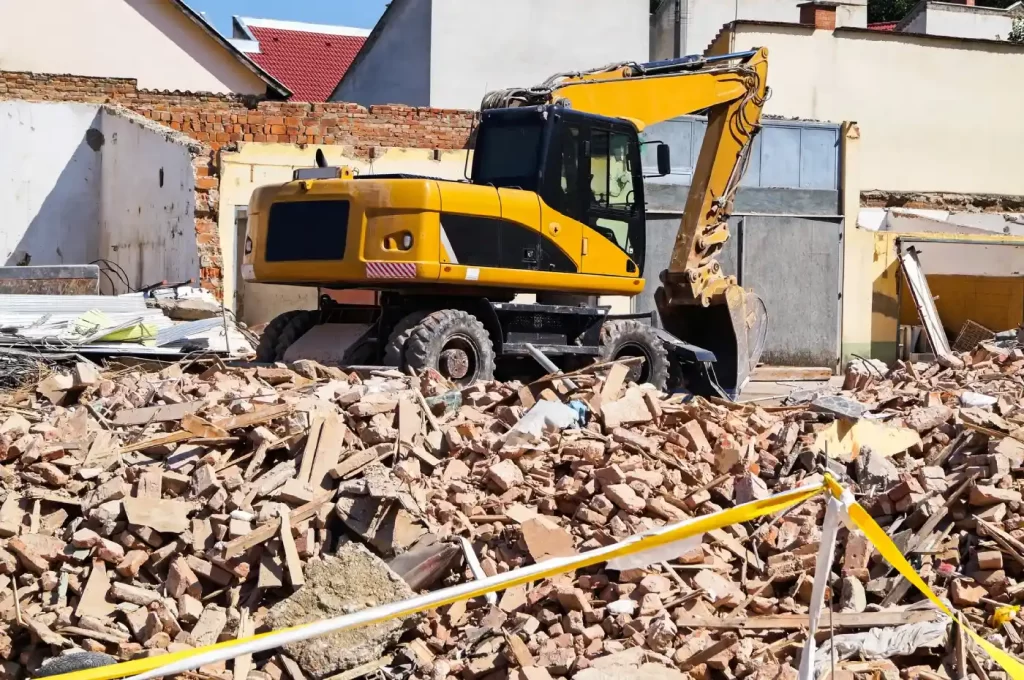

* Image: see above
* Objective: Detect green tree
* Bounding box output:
[868,0,915,23]
[1011,13,1024,43]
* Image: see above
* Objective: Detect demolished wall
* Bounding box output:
[98,108,205,295]
[0,101,212,292]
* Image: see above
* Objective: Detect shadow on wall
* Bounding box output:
[8,110,104,267]
[124,0,263,95]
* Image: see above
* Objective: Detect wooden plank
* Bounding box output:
[600,362,630,403]
[120,430,191,454]
[397,399,420,447]
[233,609,254,680]
[278,511,304,591]
[330,448,378,480]
[296,415,325,484]
[673,610,941,631]
[678,633,738,670]
[219,493,332,559]
[750,366,833,382]
[182,414,230,439]
[82,431,119,470]
[215,404,293,431]
[708,528,763,573]
[120,405,293,454]
[880,471,979,607]
[307,415,344,490]
[112,402,201,426]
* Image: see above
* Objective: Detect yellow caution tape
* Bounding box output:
[46,483,825,680]
[994,605,1020,628]
[826,475,1024,680]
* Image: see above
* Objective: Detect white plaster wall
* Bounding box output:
[99,111,198,294]
[726,25,1024,196]
[0,101,103,266]
[925,4,1013,40]
[429,0,649,110]
[0,0,266,95]
[653,0,867,59]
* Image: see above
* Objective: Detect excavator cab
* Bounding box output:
[471,105,670,278]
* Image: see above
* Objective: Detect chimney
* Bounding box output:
[798,1,839,30]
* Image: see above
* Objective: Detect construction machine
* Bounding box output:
[242,48,770,397]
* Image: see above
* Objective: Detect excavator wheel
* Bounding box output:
[255,310,304,362]
[383,311,429,367]
[273,310,318,361]
[598,320,670,390]
[404,310,495,387]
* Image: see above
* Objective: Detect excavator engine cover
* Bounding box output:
[656,284,767,397]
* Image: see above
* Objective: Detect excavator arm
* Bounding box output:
[482,48,770,392]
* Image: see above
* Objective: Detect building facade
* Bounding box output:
[650,0,867,59]
[332,0,649,110]
[0,0,287,97]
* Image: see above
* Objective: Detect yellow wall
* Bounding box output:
[716,25,1024,196]
[899,275,1024,337]
[860,231,1024,363]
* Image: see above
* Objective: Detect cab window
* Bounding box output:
[589,130,638,257]
[591,131,637,212]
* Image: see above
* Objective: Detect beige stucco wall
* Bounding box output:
[219,144,632,326]
[0,0,266,95]
[718,24,1024,196]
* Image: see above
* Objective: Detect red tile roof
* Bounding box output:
[867,22,898,32]
[244,25,366,102]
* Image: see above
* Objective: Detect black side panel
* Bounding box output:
[441,214,577,273]
[539,239,578,273]
[266,200,349,262]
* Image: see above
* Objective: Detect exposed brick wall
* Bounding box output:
[0,71,477,297]
[0,71,476,154]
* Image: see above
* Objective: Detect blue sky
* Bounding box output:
[185,0,390,34]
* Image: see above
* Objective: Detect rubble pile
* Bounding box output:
[0,340,1021,680]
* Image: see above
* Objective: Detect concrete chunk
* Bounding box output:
[266,543,414,677]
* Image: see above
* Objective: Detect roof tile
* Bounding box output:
[246,26,366,102]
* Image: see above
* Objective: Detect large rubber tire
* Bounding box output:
[273,310,318,362]
[404,310,496,386]
[255,310,304,362]
[598,320,670,390]
[383,311,429,368]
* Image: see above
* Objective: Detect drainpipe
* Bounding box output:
[674,0,682,57]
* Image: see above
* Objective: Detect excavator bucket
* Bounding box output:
[656,284,767,398]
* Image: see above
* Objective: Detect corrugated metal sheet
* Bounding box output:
[0,294,149,315]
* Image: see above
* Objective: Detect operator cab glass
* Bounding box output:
[471,114,544,192]
[472,106,646,276]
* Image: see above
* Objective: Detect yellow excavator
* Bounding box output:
[242,48,770,397]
